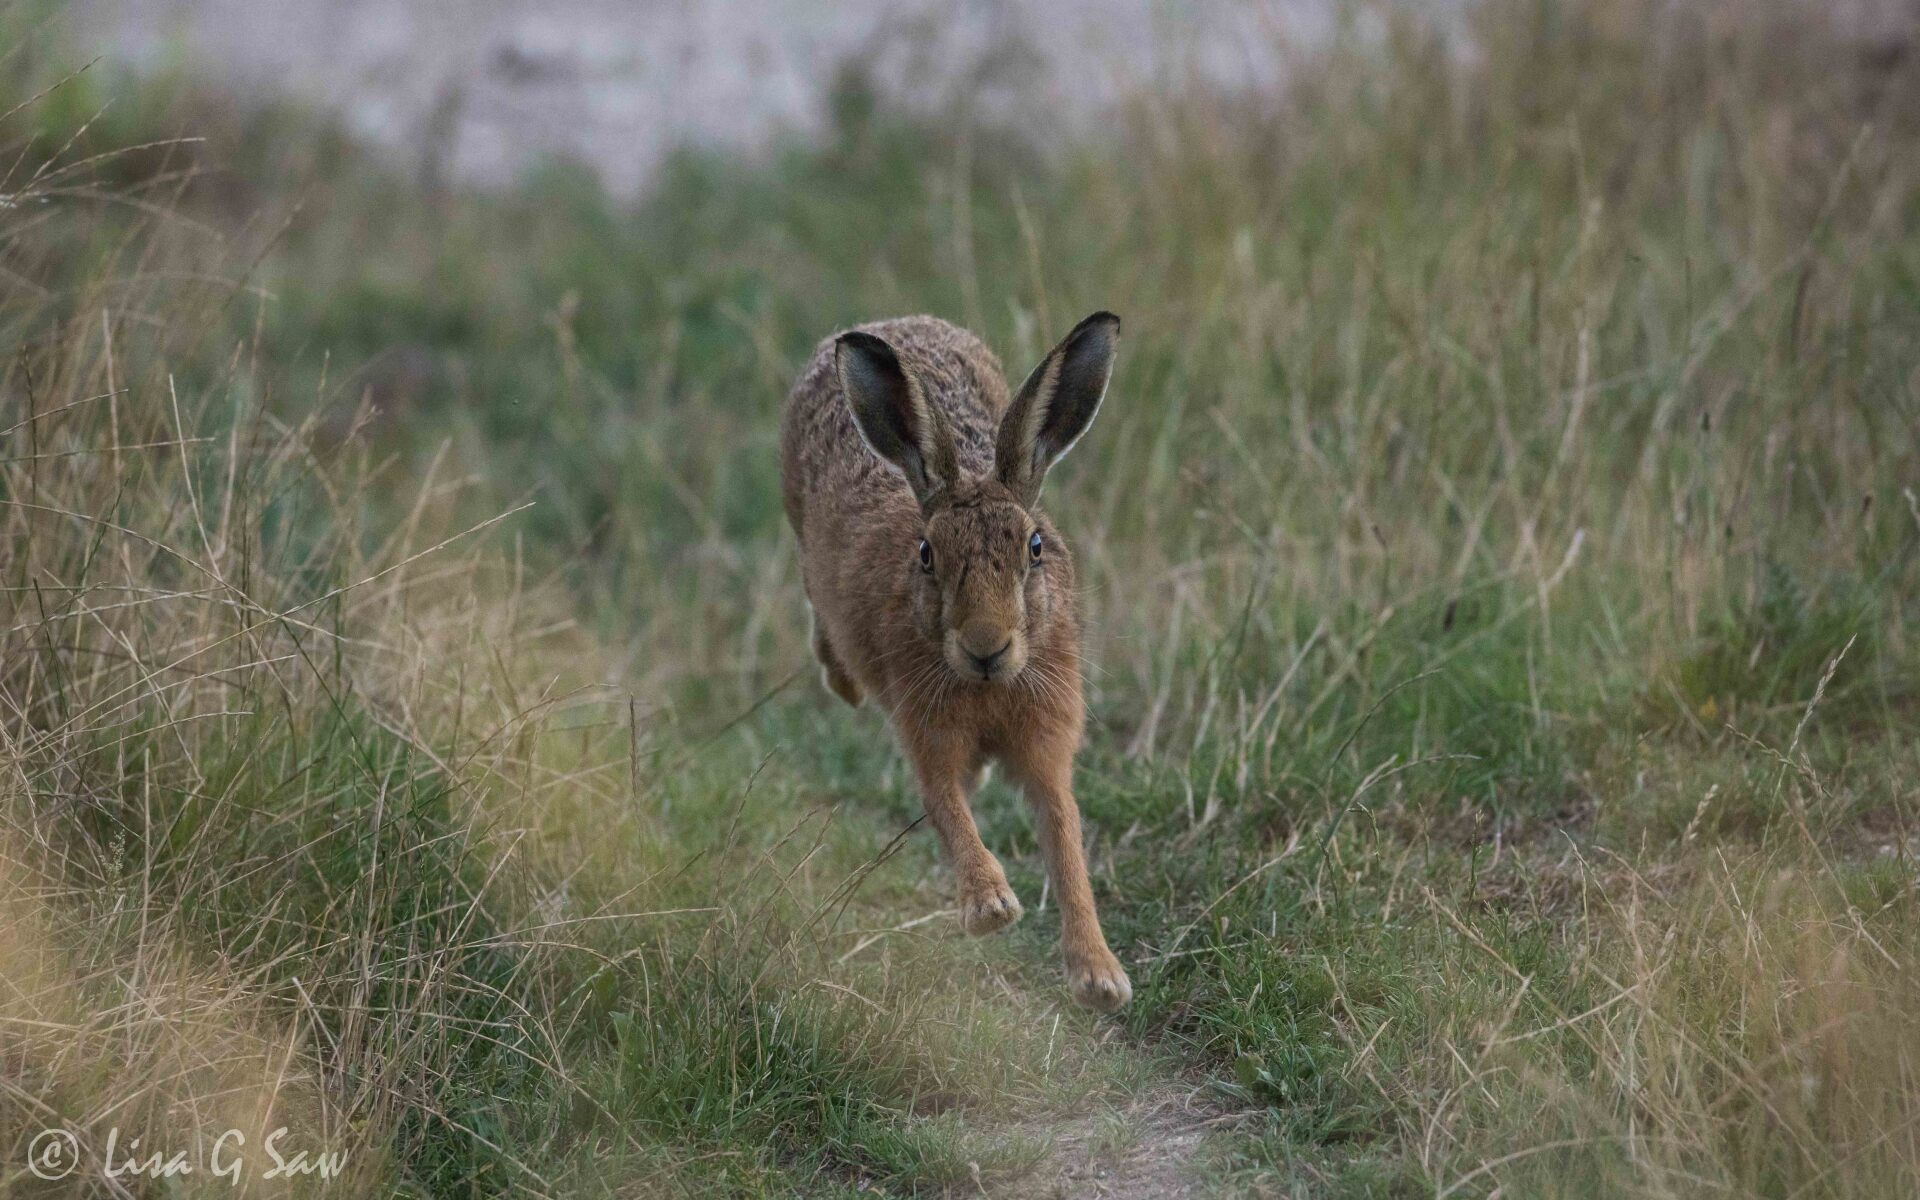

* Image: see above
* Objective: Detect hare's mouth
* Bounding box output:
[943,635,1025,684]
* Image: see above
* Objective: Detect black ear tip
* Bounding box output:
[837,330,915,423]
[1067,312,1121,353]
[836,329,898,363]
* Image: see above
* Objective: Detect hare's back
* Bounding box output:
[780,316,1008,531]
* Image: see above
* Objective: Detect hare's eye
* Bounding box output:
[917,539,934,573]
[1028,532,1044,562]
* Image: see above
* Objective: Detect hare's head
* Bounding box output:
[836,312,1118,685]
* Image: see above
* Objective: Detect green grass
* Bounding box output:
[5,0,1920,1194]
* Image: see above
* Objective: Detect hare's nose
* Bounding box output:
[966,640,1012,675]
[958,621,1012,673]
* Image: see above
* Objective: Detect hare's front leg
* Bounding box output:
[905,737,1022,936]
[1006,740,1131,1012]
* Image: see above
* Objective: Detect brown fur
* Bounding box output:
[780,313,1131,1011]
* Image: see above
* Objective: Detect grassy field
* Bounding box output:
[5,0,1920,1195]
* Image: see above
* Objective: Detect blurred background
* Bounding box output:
[71,0,1314,194]
[7,1,1920,1196]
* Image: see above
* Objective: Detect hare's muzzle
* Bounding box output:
[949,620,1025,683]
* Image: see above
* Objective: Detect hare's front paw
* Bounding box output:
[1066,946,1132,1012]
[958,875,1023,936]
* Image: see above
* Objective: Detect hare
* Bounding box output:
[780,312,1131,1011]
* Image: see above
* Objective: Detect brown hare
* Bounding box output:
[780,311,1131,1011]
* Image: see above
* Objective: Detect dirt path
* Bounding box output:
[831,828,1232,1196]
[1016,1091,1237,1199]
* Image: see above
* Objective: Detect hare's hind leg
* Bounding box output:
[808,603,863,707]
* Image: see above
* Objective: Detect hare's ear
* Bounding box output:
[837,331,961,508]
[994,311,1119,505]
